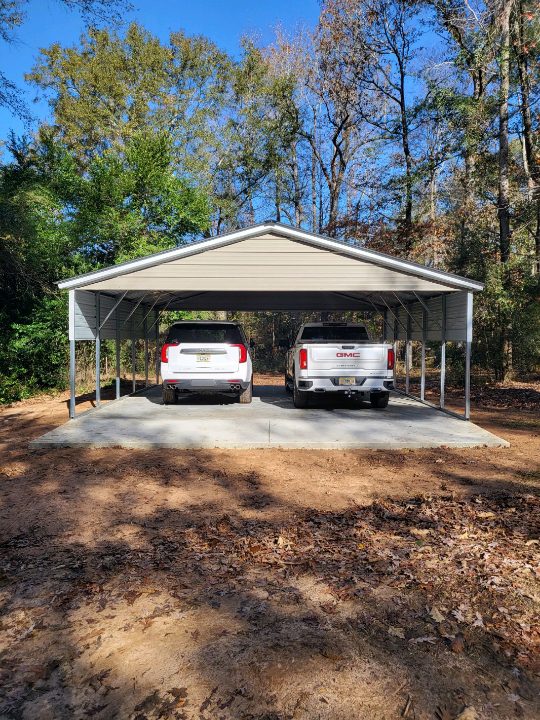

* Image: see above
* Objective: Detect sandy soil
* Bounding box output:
[0,375,538,719]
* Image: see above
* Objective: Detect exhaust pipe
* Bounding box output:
[230,383,241,391]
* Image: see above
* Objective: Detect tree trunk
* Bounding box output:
[398,62,413,255]
[291,140,302,226]
[515,0,540,273]
[311,108,318,232]
[498,0,515,381]
[498,0,513,264]
[274,174,281,222]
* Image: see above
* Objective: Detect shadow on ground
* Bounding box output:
[0,434,538,719]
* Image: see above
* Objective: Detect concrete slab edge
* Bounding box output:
[29,439,510,450]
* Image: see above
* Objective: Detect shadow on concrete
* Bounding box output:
[141,383,376,412]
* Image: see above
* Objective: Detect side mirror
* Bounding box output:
[249,339,256,349]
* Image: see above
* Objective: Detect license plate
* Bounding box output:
[338,377,356,386]
[196,354,211,363]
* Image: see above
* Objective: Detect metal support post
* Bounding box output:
[393,316,398,388]
[115,304,121,400]
[95,292,101,407]
[420,307,427,401]
[465,292,473,420]
[440,295,446,409]
[131,314,136,393]
[155,310,160,385]
[69,290,76,419]
[405,307,411,395]
[144,315,149,387]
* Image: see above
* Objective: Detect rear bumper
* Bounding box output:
[163,379,250,393]
[297,376,394,394]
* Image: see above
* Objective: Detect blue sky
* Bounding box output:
[0,0,320,142]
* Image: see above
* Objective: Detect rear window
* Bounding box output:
[167,323,243,344]
[300,325,370,343]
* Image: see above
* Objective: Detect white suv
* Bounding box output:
[160,321,253,404]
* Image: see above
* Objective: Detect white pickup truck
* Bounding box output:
[285,322,395,409]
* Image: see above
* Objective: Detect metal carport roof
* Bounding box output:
[58,222,483,421]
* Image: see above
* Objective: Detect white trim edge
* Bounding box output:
[57,222,484,292]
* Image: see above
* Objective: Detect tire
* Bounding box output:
[162,385,177,405]
[293,384,309,408]
[238,380,253,404]
[370,392,389,409]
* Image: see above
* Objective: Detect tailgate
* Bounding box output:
[168,343,240,374]
[308,344,387,371]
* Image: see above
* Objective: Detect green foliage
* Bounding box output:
[27,24,172,160]
[0,129,209,403]
[0,295,68,402]
[1,6,540,403]
[0,134,83,323]
[474,258,540,379]
[75,131,210,263]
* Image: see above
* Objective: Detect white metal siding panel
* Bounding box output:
[83,277,452,292]
[381,292,468,343]
[409,302,424,341]
[81,234,452,293]
[444,291,468,342]
[59,225,484,292]
[74,290,148,341]
[396,306,408,340]
[425,296,443,341]
[74,290,96,340]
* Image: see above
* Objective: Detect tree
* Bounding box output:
[27,24,172,162]
[0,0,129,117]
[74,131,210,263]
[319,0,425,252]
[513,0,540,273]
[28,23,235,230]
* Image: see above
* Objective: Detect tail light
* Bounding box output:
[387,348,395,370]
[231,344,247,363]
[299,348,308,370]
[161,343,178,363]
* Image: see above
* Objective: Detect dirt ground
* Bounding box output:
[0,375,538,720]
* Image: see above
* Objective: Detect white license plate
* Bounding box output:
[338,377,356,386]
[196,354,211,363]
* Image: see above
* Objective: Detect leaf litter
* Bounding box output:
[0,489,538,718]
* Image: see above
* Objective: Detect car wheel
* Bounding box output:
[238,380,253,404]
[162,385,177,405]
[370,392,389,409]
[293,384,309,408]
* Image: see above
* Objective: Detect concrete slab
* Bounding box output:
[29,385,509,450]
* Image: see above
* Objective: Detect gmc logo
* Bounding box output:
[336,352,360,357]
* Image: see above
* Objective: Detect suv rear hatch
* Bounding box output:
[164,323,244,374]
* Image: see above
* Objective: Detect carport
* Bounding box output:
[56,222,484,432]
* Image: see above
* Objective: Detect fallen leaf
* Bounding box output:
[450,634,465,653]
[410,528,430,538]
[409,635,437,644]
[455,708,478,720]
[388,626,405,639]
[430,606,445,623]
